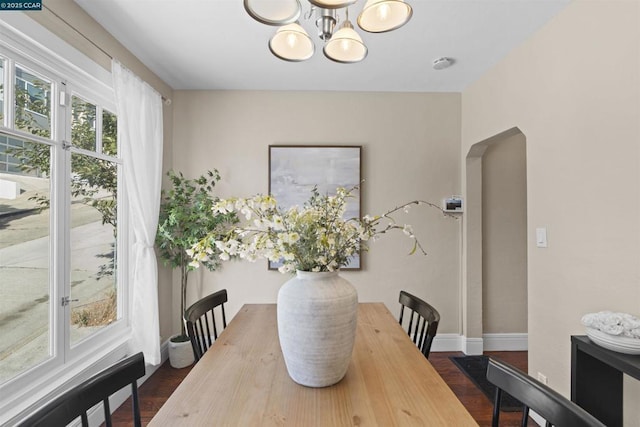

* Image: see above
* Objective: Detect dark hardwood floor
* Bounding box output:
[109,350,527,426]
[431,351,529,426]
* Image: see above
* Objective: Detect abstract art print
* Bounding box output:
[269,145,362,270]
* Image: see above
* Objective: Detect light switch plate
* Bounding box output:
[536,227,548,248]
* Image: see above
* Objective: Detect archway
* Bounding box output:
[462,127,528,354]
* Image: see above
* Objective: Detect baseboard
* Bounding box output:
[430,334,483,354]
[462,337,484,355]
[482,333,528,351]
[430,334,463,352]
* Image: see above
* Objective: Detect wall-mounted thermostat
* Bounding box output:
[443,196,463,213]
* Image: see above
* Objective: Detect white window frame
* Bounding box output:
[0,14,131,423]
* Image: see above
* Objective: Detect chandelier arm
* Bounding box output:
[305,5,315,20]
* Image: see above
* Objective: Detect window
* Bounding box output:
[68,94,119,347]
[15,66,51,138]
[0,20,128,413]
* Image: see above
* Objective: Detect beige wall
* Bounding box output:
[482,133,527,333]
[172,90,462,336]
[461,0,640,415]
[24,0,175,342]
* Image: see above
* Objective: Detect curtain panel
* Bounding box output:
[112,60,163,365]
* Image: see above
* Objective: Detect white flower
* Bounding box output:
[188,260,200,269]
[224,239,240,255]
[271,215,285,231]
[403,224,414,237]
[278,264,294,274]
[241,206,252,220]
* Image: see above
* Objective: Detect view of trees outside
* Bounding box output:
[0,69,118,383]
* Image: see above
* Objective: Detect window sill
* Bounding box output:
[0,328,132,426]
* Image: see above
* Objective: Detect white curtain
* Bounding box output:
[112,60,163,365]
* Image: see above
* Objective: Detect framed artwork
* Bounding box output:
[268,145,362,270]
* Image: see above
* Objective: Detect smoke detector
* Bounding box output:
[433,57,454,70]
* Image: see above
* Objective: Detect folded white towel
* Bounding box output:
[581,311,640,339]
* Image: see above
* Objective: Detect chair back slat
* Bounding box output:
[208,310,217,341]
[221,304,227,330]
[486,357,606,427]
[18,352,145,427]
[398,290,440,358]
[103,398,111,427]
[185,289,229,361]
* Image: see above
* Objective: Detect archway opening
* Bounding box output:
[463,127,528,354]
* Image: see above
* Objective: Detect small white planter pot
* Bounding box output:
[168,335,195,368]
[277,270,358,388]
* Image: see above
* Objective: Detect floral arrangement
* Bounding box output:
[188,185,447,273]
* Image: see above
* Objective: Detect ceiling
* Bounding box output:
[74,0,570,92]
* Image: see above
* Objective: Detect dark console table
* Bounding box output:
[571,335,640,426]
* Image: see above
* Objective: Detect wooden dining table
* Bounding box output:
[149,303,478,426]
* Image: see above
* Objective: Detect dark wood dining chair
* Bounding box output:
[486,357,605,427]
[19,352,145,427]
[184,289,228,361]
[398,290,440,359]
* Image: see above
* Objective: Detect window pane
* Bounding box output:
[69,153,117,345]
[0,135,51,384]
[102,109,117,156]
[14,67,51,138]
[71,96,96,152]
[0,60,4,125]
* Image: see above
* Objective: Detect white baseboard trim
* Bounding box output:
[463,337,484,355]
[85,339,171,426]
[482,333,528,351]
[430,334,483,354]
[430,334,463,352]
[427,333,529,354]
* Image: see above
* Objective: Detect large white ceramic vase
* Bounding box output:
[277,270,358,387]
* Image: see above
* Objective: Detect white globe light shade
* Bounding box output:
[323,23,368,63]
[357,0,413,33]
[269,23,315,62]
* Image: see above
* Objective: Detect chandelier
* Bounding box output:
[244,0,413,63]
